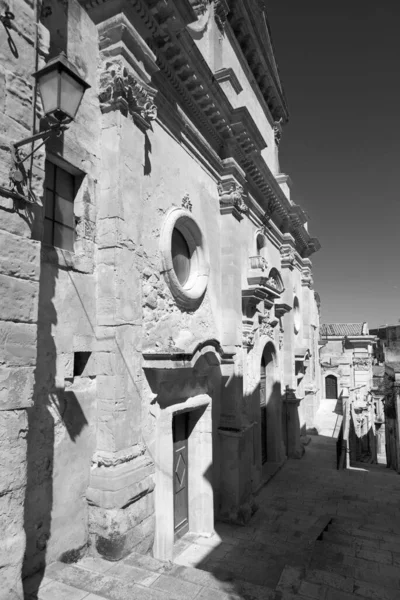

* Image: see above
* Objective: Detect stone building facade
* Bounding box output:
[370,325,400,470]
[318,323,383,463]
[0,1,321,597]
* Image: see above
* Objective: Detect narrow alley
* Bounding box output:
[25,435,400,600]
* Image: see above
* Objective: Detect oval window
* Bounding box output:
[172,227,191,285]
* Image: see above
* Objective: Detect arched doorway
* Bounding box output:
[325,374,338,399]
[260,343,279,464]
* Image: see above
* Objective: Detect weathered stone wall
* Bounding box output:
[22,0,101,581]
[0,0,49,596]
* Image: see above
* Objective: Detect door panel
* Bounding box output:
[260,359,267,464]
[173,412,189,538]
[325,375,338,399]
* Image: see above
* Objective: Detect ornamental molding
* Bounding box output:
[353,358,371,371]
[218,178,248,220]
[280,244,295,268]
[182,193,192,211]
[99,60,157,129]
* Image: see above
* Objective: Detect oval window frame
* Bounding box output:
[160,207,210,310]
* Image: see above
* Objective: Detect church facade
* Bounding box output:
[0,1,321,596]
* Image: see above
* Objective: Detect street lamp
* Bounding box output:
[10,53,90,184]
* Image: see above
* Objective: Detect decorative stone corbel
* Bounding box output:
[259,309,279,339]
[218,178,248,221]
[301,266,314,289]
[242,317,255,348]
[273,120,282,146]
[280,244,295,268]
[215,0,229,31]
[99,60,157,131]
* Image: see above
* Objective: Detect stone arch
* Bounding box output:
[267,267,284,293]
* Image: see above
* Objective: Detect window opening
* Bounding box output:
[43,159,76,251]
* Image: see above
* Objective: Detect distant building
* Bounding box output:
[370,325,400,471]
[318,323,383,464]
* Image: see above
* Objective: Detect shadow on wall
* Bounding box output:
[22,247,88,598]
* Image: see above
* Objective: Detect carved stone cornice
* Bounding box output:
[218,177,248,221]
[85,0,317,257]
[302,238,322,258]
[228,0,289,123]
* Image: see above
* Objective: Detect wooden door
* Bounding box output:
[325,375,338,399]
[173,412,189,538]
[260,357,267,464]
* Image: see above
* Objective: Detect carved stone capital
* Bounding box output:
[218,178,248,220]
[99,60,157,130]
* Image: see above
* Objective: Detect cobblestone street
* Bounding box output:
[25,435,400,599]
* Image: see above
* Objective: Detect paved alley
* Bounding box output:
[26,435,400,600]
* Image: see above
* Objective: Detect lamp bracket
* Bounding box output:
[10,122,68,185]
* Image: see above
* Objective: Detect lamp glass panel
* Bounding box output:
[38,70,59,115]
[59,71,84,119]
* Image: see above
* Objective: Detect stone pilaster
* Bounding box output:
[87,18,157,560]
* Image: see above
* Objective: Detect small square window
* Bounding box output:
[43,160,77,251]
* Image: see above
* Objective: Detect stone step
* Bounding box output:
[299,567,399,600]
[42,555,277,600]
[309,541,400,590]
[332,515,400,535]
[321,531,381,550]
[328,523,400,551]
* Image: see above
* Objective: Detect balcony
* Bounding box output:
[243,257,284,311]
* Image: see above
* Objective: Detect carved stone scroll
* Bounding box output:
[99,60,157,129]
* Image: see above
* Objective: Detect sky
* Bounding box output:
[266,1,400,328]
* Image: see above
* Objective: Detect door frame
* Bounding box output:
[153,394,213,561]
